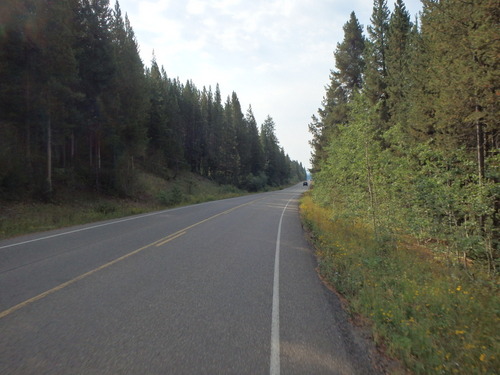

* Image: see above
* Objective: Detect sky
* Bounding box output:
[118,0,423,170]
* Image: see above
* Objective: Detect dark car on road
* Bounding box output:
[303,181,308,186]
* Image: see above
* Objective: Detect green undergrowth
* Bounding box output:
[0,198,151,239]
[300,193,499,374]
[0,170,246,240]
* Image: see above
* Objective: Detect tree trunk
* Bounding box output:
[89,133,93,167]
[46,116,53,196]
[476,107,485,182]
[365,142,378,239]
[95,134,101,189]
[71,132,75,165]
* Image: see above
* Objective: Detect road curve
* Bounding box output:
[0,184,377,374]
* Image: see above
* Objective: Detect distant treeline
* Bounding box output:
[0,0,306,200]
[309,0,498,269]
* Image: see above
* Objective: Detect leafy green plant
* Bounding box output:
[158,186,184,206]
[94,202,117,215]
[300,194,499,374]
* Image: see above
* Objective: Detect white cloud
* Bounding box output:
[119,0,424,168]
[212,0,242,11]
[186,0,206,15]
[133,0,175,33]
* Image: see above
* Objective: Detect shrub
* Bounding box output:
[300,193,499,374]
[158,186,184,206]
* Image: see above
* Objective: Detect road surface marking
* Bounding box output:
[0,198,264,320]
[0,240,158,320]
[0,197,263,251]
[0,206,197,250]
[270,196,295,375]
[155,231,186,247]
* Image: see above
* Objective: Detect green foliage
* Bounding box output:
[310,0,498,271]
[310,11,364,172]
[333,11,365,98]
[301,194,499,374]
[95,201,117,215]
[309,1,499,370]
[241,172,268,192]
[0,170,249,239]
[0,197,142,239]
[386,0,412,126]
[158,186,184,206]
[364,0,390,125]
[0,0,307,202]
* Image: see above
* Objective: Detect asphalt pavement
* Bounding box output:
[0,184,378,374]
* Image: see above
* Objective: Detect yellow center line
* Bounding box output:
[0,240,155,320]
[0,197,265,320]
[155,231,186,247]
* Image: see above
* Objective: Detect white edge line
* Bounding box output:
[0,204,196,251]
[270,196,295,375]
[0,187,295,251]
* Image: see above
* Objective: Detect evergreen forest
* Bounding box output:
[303,1,498,371]
[0,0,307,203]
[309,0,498,271]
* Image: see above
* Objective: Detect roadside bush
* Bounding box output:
[241,172,268,192]
[158,186,184,206]
[94,202,117,215]
[300,193,499,374]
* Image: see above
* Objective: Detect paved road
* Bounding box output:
[0,184,377,374]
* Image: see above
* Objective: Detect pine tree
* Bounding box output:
[38,0,80,196]
[260,115,280,186]
[229,92,252,181]
[308,114,327,174]
[181,80,203,173]
[386,0,412,127]
[418,0,499,162]
[333,11,365,98]
[145,56,169,174]
[310,12,365,173]
[419,0,499,262]
[0,0,40,196]
[209,84,225,180]
[106,1,148,194]
[199,86,212,177]
[75,0,115,189]
[219,96,240,184]
[245,105,264,176]
[364,0,390,126]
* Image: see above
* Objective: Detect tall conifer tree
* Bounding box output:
[109,1,148,186]
[76,0,115,188]
[310,12,365,172]
[220,96,240,184]
[364,0,390,126]
[245,105,264,176]
[261,115,280,186]
[386,0,412,127]
[231,92,251,179]
[334,11,365,98]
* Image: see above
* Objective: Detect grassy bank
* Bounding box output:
[300,193,498,374]
[0,170,245,240]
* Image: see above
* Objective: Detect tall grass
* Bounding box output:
[0,171,247,240]
[0,199,150,239]
[300,193,499,374]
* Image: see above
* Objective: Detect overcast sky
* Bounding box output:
[118,0,423,170]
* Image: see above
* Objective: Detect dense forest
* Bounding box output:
[309,0,498,270]
[0,0,306,201]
